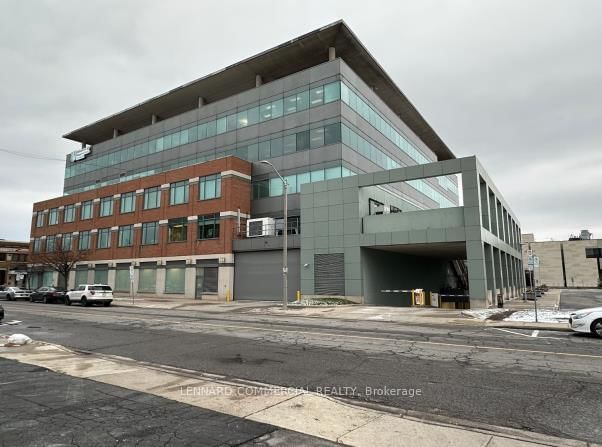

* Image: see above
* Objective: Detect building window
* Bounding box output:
[46,236,55,253]
[198,214,220,240]
[81,201,93,220]
[165,261,186,294]
[141,222,159,245]
[170,181,189,205]
[144,186,161,209]
[199,174,221,200]
[118,225,133,247]
[100,197,113,217]
[79,231,91,250]
[62,234,72,251]
[97,228,111,249]
[33,238,41,254]
[168,218,187,242]
[48,208,59,225]
[63,205,75,223]
[94,264,109,284]
[35,213,45,227]
[120,191,135,214]
[115,264,131,292]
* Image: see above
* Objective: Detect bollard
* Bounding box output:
[296,290,301,302]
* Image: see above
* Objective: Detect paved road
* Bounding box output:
[1,301,601,444]
[0,357,337,447]
[560,288,602,310]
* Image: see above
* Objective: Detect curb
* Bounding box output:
[485,321,572,332]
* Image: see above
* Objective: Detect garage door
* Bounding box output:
[234,250,300,300]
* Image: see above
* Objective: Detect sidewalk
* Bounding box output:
[113,295,481,326]
[1,340,596,447]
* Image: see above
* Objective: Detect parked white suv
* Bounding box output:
[65,284,113,307]
[569,307,602,338]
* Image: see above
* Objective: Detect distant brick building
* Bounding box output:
[0,240,29,287]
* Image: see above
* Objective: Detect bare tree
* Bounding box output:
[32,245,87,290]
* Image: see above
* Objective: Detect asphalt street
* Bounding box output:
[0,357,337,447]
[1,300,601,444]
[560,288,602,310]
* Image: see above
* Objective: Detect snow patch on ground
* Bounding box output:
[503,310,571,323]
[462,309,506,320]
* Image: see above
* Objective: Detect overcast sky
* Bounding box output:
[1,0,600,242]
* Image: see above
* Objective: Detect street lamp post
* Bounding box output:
[260,160,288,309]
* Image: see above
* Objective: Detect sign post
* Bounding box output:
[528,254,539,322]
[129,265,135,305]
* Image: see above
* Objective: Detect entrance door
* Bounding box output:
[195,266,218,299]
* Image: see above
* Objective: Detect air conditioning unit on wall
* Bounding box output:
[246,217,276,238]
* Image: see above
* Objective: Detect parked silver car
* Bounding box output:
[0,286,32,301]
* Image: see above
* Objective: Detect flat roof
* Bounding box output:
[63,20,455,161]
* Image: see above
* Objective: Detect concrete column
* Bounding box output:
[328,47,336,61]
[107,268,116,291]
[480,180,490,231]
[467,241,488,308]
[218,265,234,301]
[156,267,166,296]
[151,114,158,125]
[489,190,498,237]
[484,243,497,307]
[185,264,195,299]
[493,247,503,305]
[255,74,262,87]
[503,252,511,299]
[113,128,119,139]
[198,97,205,108]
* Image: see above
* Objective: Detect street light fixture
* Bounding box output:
[259,160,288,309]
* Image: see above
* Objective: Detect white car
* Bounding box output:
[0,286,32,301]
[569,307,602,337]
[65,284,113,307]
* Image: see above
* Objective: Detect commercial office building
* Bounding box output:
[521,233,602,288]
[29,21,523,307]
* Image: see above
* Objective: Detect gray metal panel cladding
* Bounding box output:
[314,253,345,295]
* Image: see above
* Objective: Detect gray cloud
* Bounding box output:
[1,0,600,242]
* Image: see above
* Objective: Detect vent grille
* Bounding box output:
[314,253,345,295]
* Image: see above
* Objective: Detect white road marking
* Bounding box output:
[531,330,539,338]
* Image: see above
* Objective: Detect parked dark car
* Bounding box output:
[30,287,68,304]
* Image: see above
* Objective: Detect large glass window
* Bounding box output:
[324,81,341,104]
[118,225,133,247]
[168,218,187,242]
[63,80,344,186]
[94,265,108,285]
[75,268,88,286]
[36,213,44,227]
[48,208,59,225]
[309,127,324,149]
[97,228,111,249]
[199,174,221,200]
[81,201,93,220]
[33,238,41,254]
[141,222,159,245]
[62,233,72,251]
[144,186,161,209]
[46,236,55,253]
[120,191,135,214]
[197,214,220,240]
[169,181,189,205]
[79,231,91,250]
[138,263,156,293]
[99,197,113,217]
[63,205,75,223]
[165,261,186,294]
[115,265,130,292]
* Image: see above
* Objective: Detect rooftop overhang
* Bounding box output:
[63,20,455,161]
